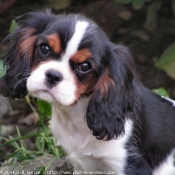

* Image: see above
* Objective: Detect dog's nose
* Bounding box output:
[45,69,63,88]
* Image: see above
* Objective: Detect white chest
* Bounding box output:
[50,101,133,174]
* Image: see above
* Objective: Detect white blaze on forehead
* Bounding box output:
[62,21,89,61]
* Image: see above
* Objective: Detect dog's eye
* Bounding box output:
[78,62,91,73]
[39,44,50,55]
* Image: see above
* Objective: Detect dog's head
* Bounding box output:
[0,10,140,140]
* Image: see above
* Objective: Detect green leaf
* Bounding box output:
[115,0,132,4]
[10,19,18,33]
[132,0,146,10]
[145,0,161,28]
[37,99,51,118]
[156,42,175,66]
[152,88,169,97]
[47,0,71,10]
[0,61,6,77]
[155,42,175,79]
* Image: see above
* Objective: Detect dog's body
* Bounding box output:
[51,99,134,174]
[1,10,175,175]
[50,88,175,175]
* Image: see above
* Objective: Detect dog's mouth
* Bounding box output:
[30,88,56,101]
[43,89,56,98]
[27,74,77,106]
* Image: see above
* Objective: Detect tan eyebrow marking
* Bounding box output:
[47,34,62,54]
[71,49,92,63]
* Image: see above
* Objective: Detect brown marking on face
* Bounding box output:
[18,28,37,59]
[74,74,96,103]
[70,49,93,103]
[73,82,90,105]
[76,83,88,97]
[94,68,115,97]
[71,49,92,63]
[47,34,61,54]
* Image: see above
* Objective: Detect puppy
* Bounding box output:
[1,10,175,175]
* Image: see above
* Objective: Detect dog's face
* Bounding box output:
[0,10,140,140]
[26,15,107,106]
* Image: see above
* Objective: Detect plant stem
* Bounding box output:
[0,133,40,148]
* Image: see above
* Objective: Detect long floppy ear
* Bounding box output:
[0,10,54,98]
[86,44,140,140]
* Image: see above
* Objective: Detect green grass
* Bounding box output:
[0,95,65,171]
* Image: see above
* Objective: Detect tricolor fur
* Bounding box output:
[1,10,175,175]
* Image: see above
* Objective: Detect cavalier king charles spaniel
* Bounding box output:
[1,10,175,175]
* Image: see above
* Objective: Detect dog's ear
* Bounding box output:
[0,10,54,98]
[86,44,140,140]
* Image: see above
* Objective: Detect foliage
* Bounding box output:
[0,20,18,77]
[0,96,64,168]
[114,0,173,27]
[145,0,161,28]
[155,42,175,79]
[114,0,175,79]
[0,61,6,77]
[152,87,169,97]
[10,20,18,33]
[37,99,52,118]
[46,0,71,10]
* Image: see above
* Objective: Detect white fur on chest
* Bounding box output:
[153,149,175,175]
[50,98,133,174]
